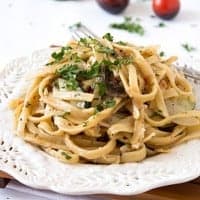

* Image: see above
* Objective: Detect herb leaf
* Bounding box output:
[102,57,133,70]
[51,48,65,61]
[96,46,115,55]
[69,22,82,29]
[61,152,72,160]
[103,33,114,41]
[159,51,165,57]
[94,99,116,114]
[96,82,106,96]
[57,65,80,90]
[57,65,80,79]
[110,17,145,36]
[78,62,100,80]
[182,43,196,52]
[103,99,116,108]
[157,22,165,27]
[79,37,89,45]
[84,102,91,108]
[46,46,72,66]
[116,41,127,45]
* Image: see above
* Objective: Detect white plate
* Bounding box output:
[0,49,200,195]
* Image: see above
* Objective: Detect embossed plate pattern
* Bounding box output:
[0,49,200,195]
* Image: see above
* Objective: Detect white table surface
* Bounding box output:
[0,0,200,199]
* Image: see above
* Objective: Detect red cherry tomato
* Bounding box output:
[153,0,180,20]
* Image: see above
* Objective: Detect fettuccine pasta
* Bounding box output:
[10,33,200,164]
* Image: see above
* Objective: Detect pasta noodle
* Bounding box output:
[9,34,200,164]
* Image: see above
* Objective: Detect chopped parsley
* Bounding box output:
[182,43,196,52]
[94,104,104,114]
[62,112,71,118]
[51,48,65,61]
[69,22,82,29]
[116,41,127,45]
[154,109,163,116]
[79,37,99,47]
[66,79,79,90]
[94,99,116,114]
[84,102,91,108]
[157,22,165,27]
[82,121,88,127]
[79,37,115,55]
[110,17,145,36]
[116,57,133,66]
[57,64,80,79]
[96,46,115,55]
[79,37,89,45]
[160,51,165,57]
[96,82,106,96]
[78,61,100,80]
[103,99,116,108]
[61,152,72,160]
[46,46,72,66]
[103,33,114,41]
[70,53,82,63]
[102,57,133,70]
[56,65,80,90]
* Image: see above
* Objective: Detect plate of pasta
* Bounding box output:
[0,34,200,195]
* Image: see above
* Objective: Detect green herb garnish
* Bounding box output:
[79,61,100,80]
[79,37,115,55]
[160,51,165,57]
[157,22,165,27]
[94,99,116,114]
[51,48,65,61]
[61,152,72,160]
[57,65,80,90]
[79,37,99,47]
[110,17,145,36]
[103,57,133,70]
[70,53,82,63]
[57,65,80,79]
[103,33,114,41]
[94,104,103,114]
[46,46,72,66]
[84,102,91,108]
[182,43,196,52]
[69,22,82,29]
[82,121,88,127]
[116,57,133,65]
[66,78,79,90]
[153,109,163,117]
[79,37,89,45]
[96,82,106,96]
[52,46,72,61]
[96,46,115,55]
[116,41,127,45]
[103,99,116,108]
[62,112,71,118]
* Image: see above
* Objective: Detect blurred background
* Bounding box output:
[0,0,199,69]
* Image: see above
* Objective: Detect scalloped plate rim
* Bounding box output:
[0,48,200,196]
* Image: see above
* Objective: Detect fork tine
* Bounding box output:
[71,32,82,41]
[69,23,98,40]
[80,25,98,38]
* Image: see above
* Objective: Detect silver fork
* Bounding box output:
[69,23,200,83]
